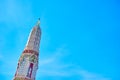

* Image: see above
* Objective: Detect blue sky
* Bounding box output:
[0,0,120,80]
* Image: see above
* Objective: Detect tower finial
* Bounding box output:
[36,18,40,26]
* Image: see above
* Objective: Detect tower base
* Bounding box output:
[13,77,34,80]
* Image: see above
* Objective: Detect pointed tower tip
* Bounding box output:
[36,18,40,26]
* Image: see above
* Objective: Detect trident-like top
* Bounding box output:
[36,18,40,26]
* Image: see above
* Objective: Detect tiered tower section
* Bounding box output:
[14,19,41,80]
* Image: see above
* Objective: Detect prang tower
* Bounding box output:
[14,19,41,80]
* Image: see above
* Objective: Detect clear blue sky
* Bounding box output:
[0,0,120,80]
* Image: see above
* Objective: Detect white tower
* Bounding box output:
[14,19,41,80]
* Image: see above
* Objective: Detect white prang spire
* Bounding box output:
[13,19,41,80]
[25,19,41,53]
